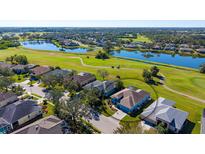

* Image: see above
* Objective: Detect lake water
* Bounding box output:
[112,50,205,69]
[21,41,205,69]
[21,40,87,53]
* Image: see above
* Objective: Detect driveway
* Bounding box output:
[87,114,121,134]
[15,80,46,97]
[112,110,127,120]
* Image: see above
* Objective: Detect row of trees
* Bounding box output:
[0,40,20,50]
[5,54,29,65]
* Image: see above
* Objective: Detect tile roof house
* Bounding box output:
[0,92,18,108]
[12,115,68,134]
[140,97,189,133]
[201,109,205,134]
[71,72,96,87]
[0,100,42,134]
[31,66,51,78]
[83,80,117,97]
[111,88,150,114]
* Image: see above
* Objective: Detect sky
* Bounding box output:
[0,20,205,27]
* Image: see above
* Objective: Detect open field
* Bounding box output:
[120,35,152,43]
[0,47,205,133]
[132,35,152,43]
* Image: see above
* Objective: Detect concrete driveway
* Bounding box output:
[87,114,121,134]
[15,80,46,97]
[112,110,127,120]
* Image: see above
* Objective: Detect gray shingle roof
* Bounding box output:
[141,97,188,130]
[44,69,72,78]
[12,115,65,134]
[0,100,42,124]
[83,80,116,94]
[0,92,18,103]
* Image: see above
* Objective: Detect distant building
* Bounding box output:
[140,97,189,133]
[12,115,68,134]
[0,92,18,108]
[111,88,150,114]
[0,100,42,134]
[196,48,205,54]
[179,48,193,52]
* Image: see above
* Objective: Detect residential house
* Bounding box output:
[152,45,162,50]
[12,64,29,74]
[111,88,150,114]
[12,115,68,134]
[83,80,117,97]
[0,100,42,134]
[71,72,96,87]
[0,62,14,69]
[44,69,72,78]
[196,48,205,54]
[201,109,205,134]
[140,97,189,133]
[30,66,51,79]
[0,92,18,108]
[179,48,193,52]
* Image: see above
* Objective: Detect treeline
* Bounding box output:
[0,40,20,49]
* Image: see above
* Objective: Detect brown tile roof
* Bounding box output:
[111,88,150,109]
[31,66,51,76]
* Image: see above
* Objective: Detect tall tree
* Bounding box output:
[142,69,153,83]
[80,88,101,108]
[56,97,91,134]
[150,66,160,76]
[0,76,14,92]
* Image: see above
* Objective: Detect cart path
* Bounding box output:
[68,56,205,103]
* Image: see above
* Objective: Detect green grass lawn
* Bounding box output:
[132,35,152,43]
[12,74,27,83]
[0,47,205,133]
[40,102,55,117]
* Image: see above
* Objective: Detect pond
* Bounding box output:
[111,50,205,69]
[21,40,87,53]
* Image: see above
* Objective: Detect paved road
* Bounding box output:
[88,114,121,134]
[15,80,46,97]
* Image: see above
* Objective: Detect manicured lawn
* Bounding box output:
[0,47,205,133]
[132,35,152,43]
[40,102,55,117]
[12,74,27,83]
